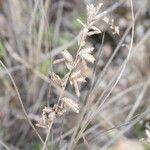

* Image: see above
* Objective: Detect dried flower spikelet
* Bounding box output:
[102,16,109,24]
[36,117,47,128]
[95,3,103,13]
[86,3,103,24]
[113,26,120,35]
[86,4,97,24]
[53,58,65,64]
[79,47,95,63]
[78,3,104,46]
[61,97,79,113]
[50,72,63,86]
[110,19,120,35]
[53,104,67,116]
[43,106,53,113]
[57,108,66,116]
[70,71,80,82]
[70,70,86,97]
[71,70,86,83]
[61,49,73,62]
[36,107,56,128]
[48,111,56,122]
[61,49,74,70]
[87,26,101,36]
[86,4,95,20]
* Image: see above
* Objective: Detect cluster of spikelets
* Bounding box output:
[36,3,120,129]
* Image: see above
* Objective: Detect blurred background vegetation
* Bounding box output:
[0,0,150,149]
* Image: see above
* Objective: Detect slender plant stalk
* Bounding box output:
[0,60,48,150]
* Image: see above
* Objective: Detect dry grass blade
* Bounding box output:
[0,60,47,149]
[42,125,52,150]
[126,82,148,121]
[145,129,150,143]
[68,0,135,148]
[101,107,150,149]
[0,140,11,150]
